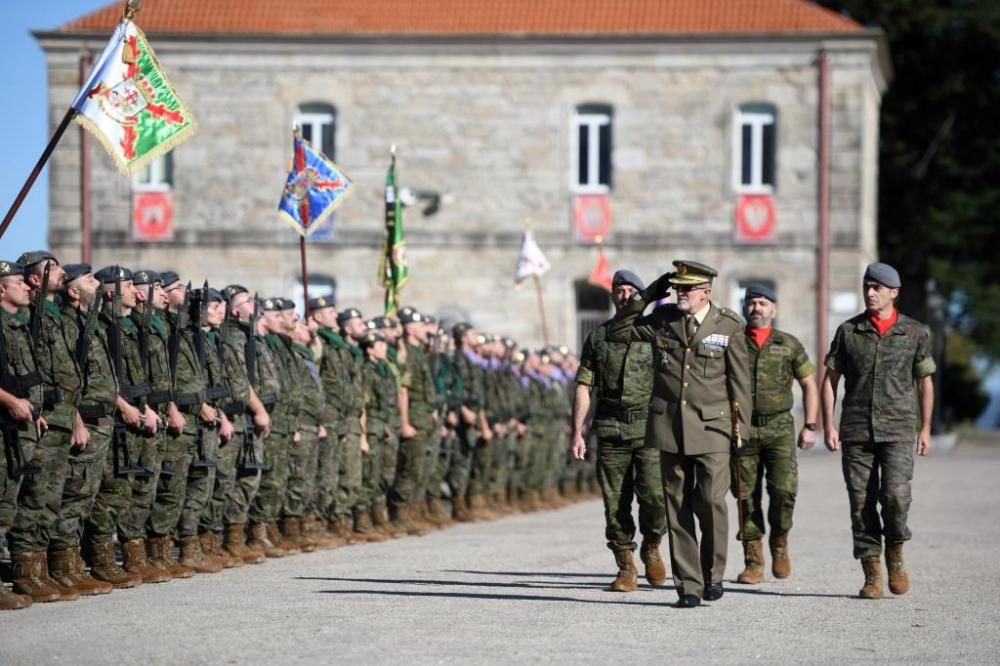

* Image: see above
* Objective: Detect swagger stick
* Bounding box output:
[732,401,745,540]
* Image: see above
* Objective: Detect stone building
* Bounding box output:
[37,0,889,359]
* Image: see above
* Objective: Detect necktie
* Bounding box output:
[687,315,698,342]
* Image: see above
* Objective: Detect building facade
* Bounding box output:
[37,0,889,359]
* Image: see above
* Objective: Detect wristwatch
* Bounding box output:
[804,422,818,431]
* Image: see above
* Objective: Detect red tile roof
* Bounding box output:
[60,0,861,36]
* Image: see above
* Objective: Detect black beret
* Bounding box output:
[452,322,473,337]
[398,306,423,324]
[159,271,181,286]
[132,269,160,286]
[223,284,248,301]
[369,315,396,330]
[863,262,901,289]
[423,314,437,325]
[93,266,133,284]
[336,308,363,325]
[191,287,225,303]
[62,263,92,283]
[360,331,385,348]
[262,298,283,312]
[0,260,24,277]
[744,283,777,304]
[17,250,57,268]
[277,298,296,311]
[308,296,335,311]
[612,269,645,291]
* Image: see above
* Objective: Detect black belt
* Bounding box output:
[78,402,112,419]
[147,389,173,407]
[751,411,786,427]
[174,392,201,407]
[596,403,646,424]
[42,387,64,410]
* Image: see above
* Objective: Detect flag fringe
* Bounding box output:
[75,113,197,176]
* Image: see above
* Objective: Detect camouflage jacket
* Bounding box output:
[103,311,151,410]
[131,310,173,410]
[31,300,81,431]
[746,328,815,417]
[825,312,936,442]
[363,358,399,431]
[454,349,484,411]
[401,341,437,428]
[576,321,654,441]
[62,304,117,413]
[1,309,44,414]
[264,333,303,433]
[165,312,205,424]
[291,342,325,428]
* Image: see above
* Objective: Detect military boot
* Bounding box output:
[147,536,195,578]
[247,522,288,558]
[737,540,765,584]
[201,531,241,568]
[224,523,264,564]
[859,556,884,599]
[0,582,32,610]
[122,538,172,583]
[279,517,306,552]
[88,539,142,589]
[639,537,668,586]
[179,535,223,574]
[770,534,791,579]
[452,495,475,522]
[11,552,63,602]
[297,517,319,551]
[308,518,344,550]
[50,547,112,595]
[470,494,498,520]
[353,510,387,543]
[427,498,455,527]
[269,521,302,554]
[329,518,358,545]
[375,506,407,538]
[35,550,83,601]
[886,543,910,595]
[409,504,438,532]
[609,550,638,592]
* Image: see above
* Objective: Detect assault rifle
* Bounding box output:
[110,268,151,478]
[238,295,264,474]
[190,282,219,471]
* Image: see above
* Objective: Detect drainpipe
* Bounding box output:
[80,51,93,264]
[817,50,831,372]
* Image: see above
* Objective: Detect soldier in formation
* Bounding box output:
[0,250,591,610]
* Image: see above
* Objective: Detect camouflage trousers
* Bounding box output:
[334,430,362,520]
[357,425,385,513]
[469,431,495,498]
[284,427,320,519]
[50,424,111,550]
[546,429,570,489]
[842,439,914,559]
[488,430,516,497]
[426,427,455,501]
[378,428,398,512]
[510,432,532,497]
[119,430,164,542]
[596,435,667,552]
[8,426,69,555]
[392,420,435,509]
[525,429,551,491]
[148,429,193,537]
[447,423,480,500]
[1,422,39,537]
[313,423,341,521]
[248,429,290,525]
[201,430,241,534]
[86,426,144,544]
[178,426,220,538]
[225,439,261,526]
[731,413,798,542]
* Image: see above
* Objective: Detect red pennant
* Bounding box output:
[588,248,613,292]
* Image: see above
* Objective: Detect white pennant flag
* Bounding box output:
[515,229,551,286]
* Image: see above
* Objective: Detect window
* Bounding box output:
[296,103,337,159]
[733,104,777,193]
[133,153,173,191]
[572,104,613,193]
[575,279,612,351]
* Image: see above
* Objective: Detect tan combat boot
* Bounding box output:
[35,550,82,601]
[123,538,172,583]
[427,498,455,527]
[0,582,32,610]
[279,517,308,552]
[452,496,475,522]
[88,539,142,589]
[886,543,910,595]
[374,506,407,538]
[639,537,669,586]
[859,556,884,599]
[308,518,344,550]
[201,531,241,568]
[11,551,63,602]
[737,540,765,584]
[329,518,358,545]
[147,536,195,578]
[408,504,437,533]
[609,550,638,592]
[224,523,265,564]
[50,547,112,596]
[298,517,320,551]
[353,511,387,543]
[248,522,288,558]
[270,521,302,554]
[770,534,792,579]
[179,535,223,574]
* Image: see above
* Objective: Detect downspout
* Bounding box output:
[817,50,831,371]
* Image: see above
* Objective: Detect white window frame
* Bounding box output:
[132,154,172,193]
[296,111,336,157]
[571,110,612,194]
[732,107,776,194]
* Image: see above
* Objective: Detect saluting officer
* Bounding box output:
[733,283,818,585]
[608,260,750,608]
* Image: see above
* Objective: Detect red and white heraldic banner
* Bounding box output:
[735,194,776,243]
[132,191,173,241]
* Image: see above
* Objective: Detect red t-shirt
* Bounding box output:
[869,308,898,336]
[747,326,773,348]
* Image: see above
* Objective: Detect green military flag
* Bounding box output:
[380,148,409,315]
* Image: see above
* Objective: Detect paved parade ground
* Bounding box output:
[4,442,1000,664]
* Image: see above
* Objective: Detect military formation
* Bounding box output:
[0,251,595,611]
[574,260,935,608]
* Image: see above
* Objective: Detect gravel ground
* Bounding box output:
[3,444,999,665]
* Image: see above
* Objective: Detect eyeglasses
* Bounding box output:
[675,285,709,293]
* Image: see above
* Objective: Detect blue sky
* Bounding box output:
[0,1,108,259]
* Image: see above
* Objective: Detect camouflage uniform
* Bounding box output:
[51,304,115,551]
[428,352,460,503]
[577,323,666,553]
[449,348,484,502]
[733,329,814,542]
[361,357,398,514]
[392,340,438,511]
[8,300,80,556]
[826,313,936,559]
[334,341,365,525]
[315,327,360,525]
[285,342,324,520]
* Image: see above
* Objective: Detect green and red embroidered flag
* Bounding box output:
[380,150,409,315]
[72,18,196,174]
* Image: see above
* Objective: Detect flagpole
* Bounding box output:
[300,237,311,318]
[532,274,550,346]
[0,108,77,240]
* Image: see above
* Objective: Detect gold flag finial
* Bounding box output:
[123,0,143,20]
